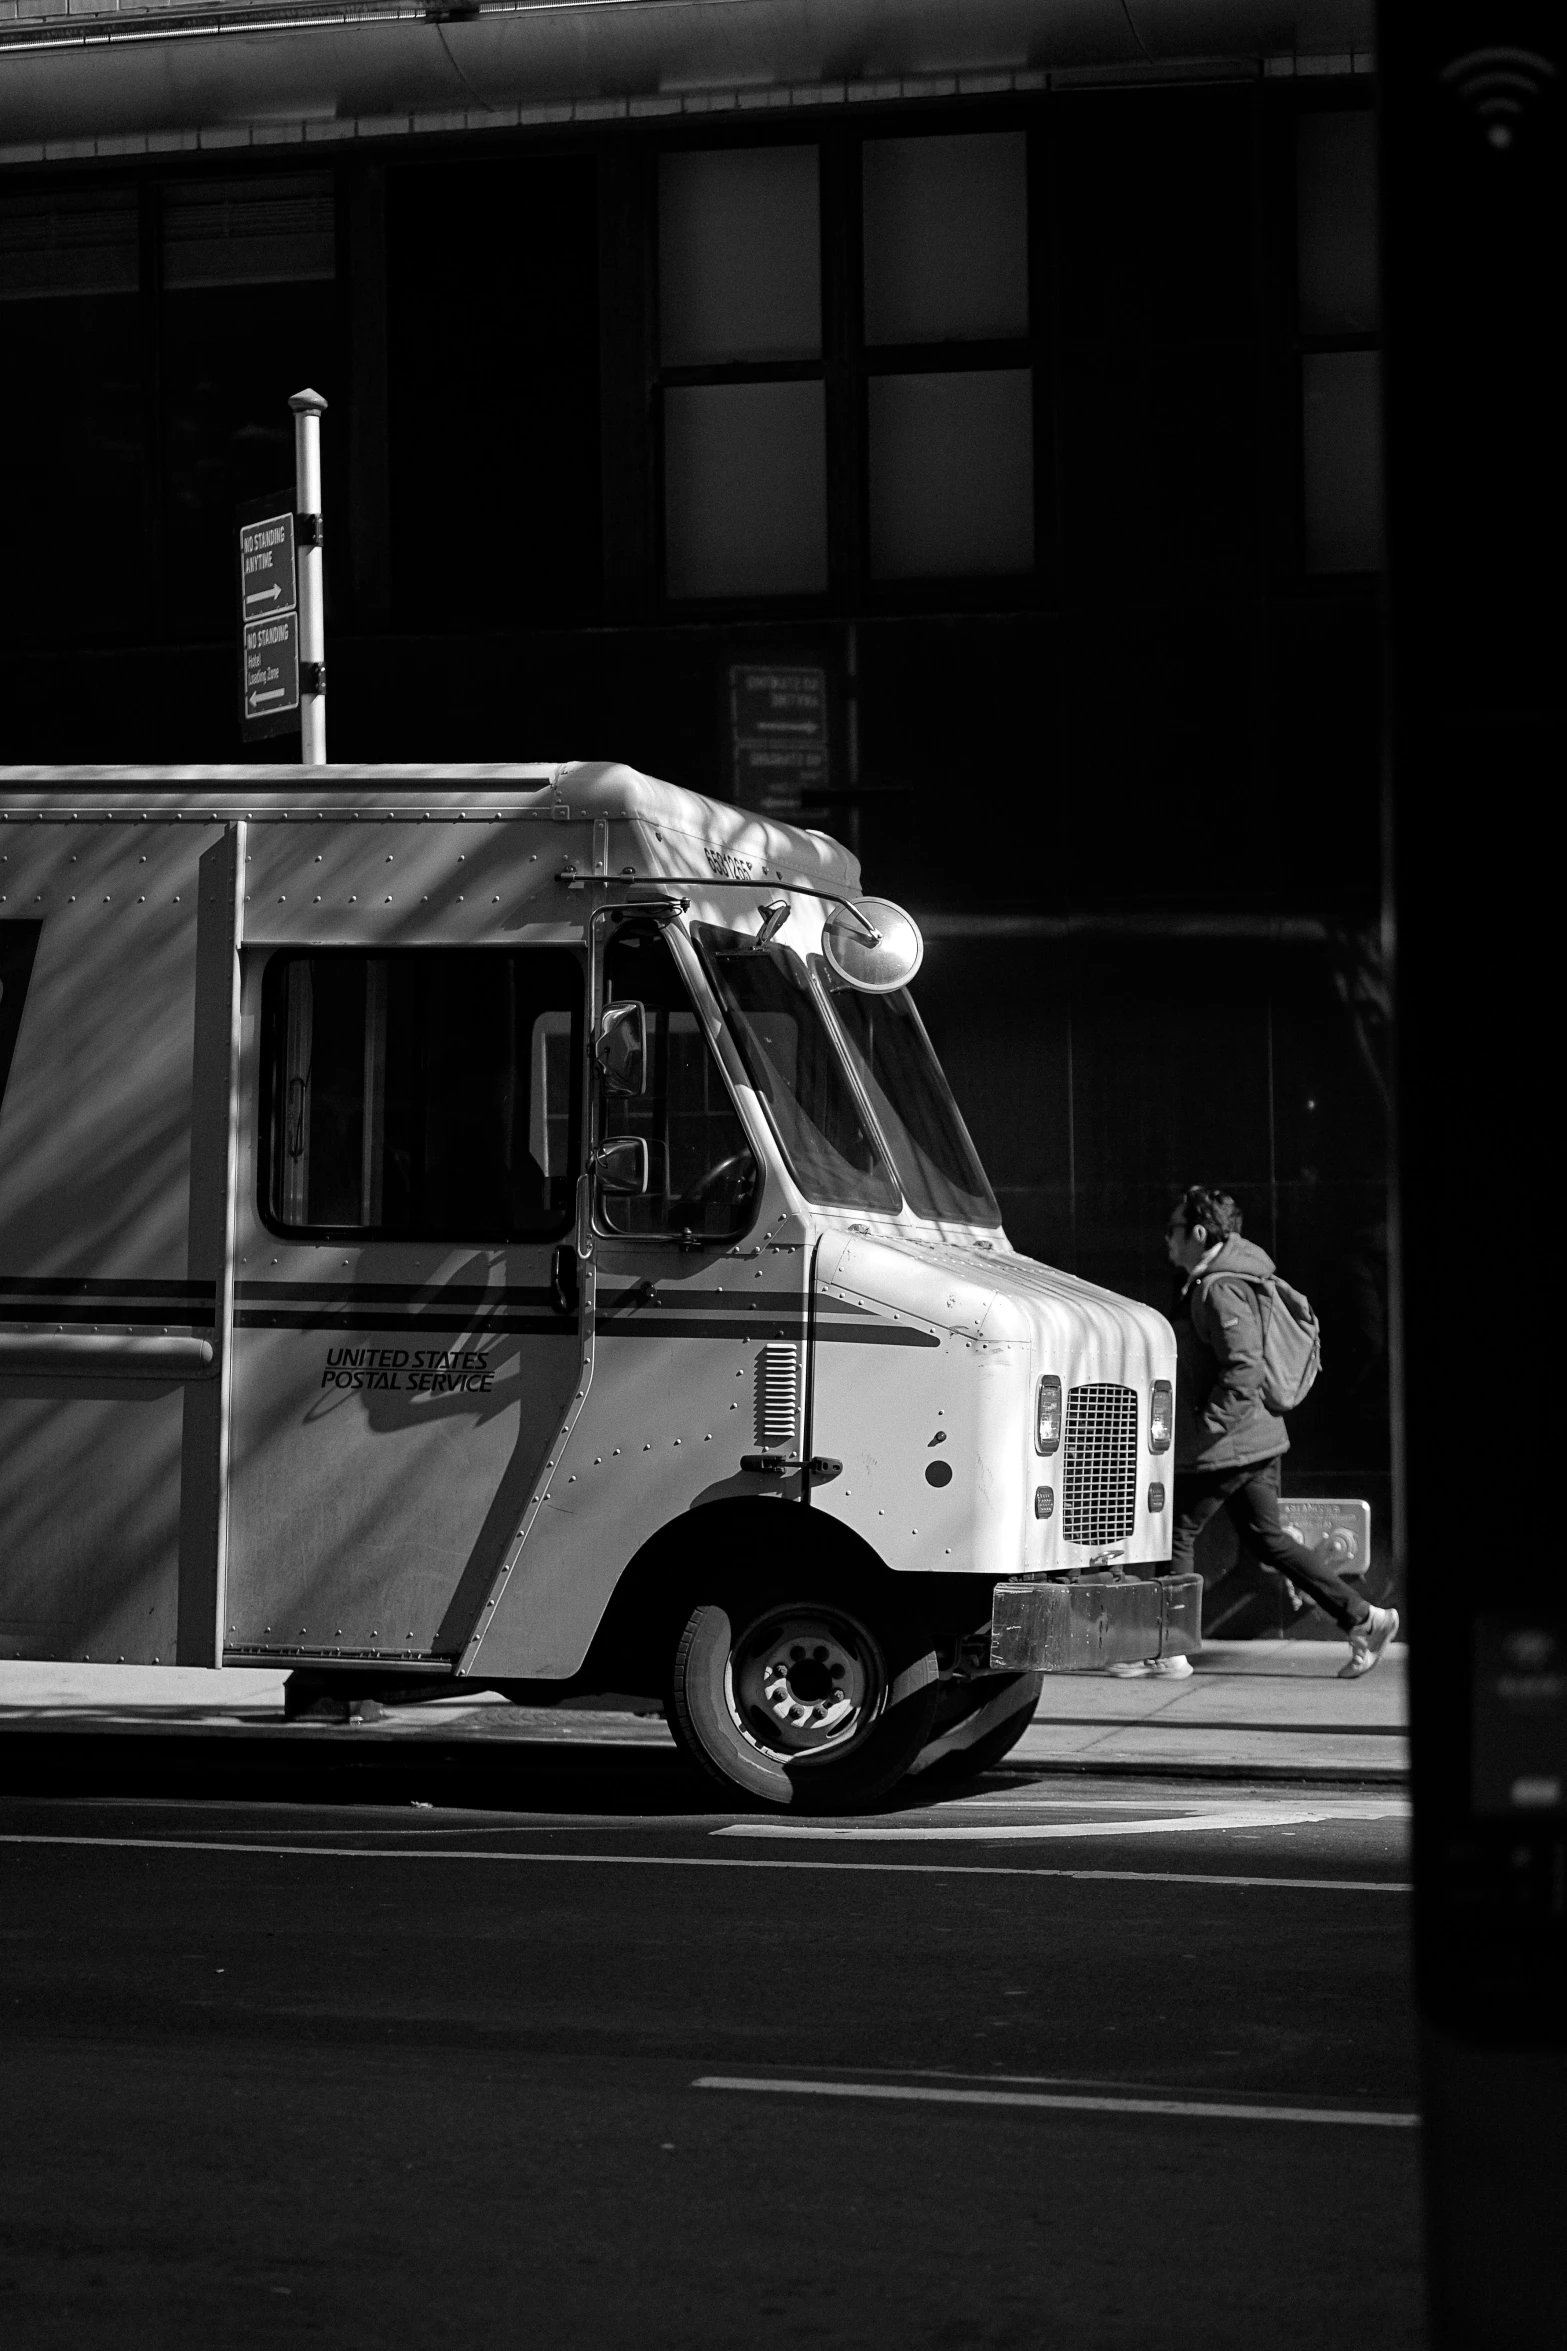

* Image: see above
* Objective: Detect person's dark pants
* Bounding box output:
[1165,1453,1370,1632]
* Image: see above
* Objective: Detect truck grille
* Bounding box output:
[1062,1384,1139,1546]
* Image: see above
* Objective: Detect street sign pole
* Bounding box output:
[289,388,327,767]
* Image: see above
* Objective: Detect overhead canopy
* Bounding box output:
[1,0,1374,155]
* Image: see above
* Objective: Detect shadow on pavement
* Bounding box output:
[0,1725,1074,1819]
[0,1726,722,1814]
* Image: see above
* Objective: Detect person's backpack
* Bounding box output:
[1255,1276,1322,1412]
[1196,1268,1323,1412]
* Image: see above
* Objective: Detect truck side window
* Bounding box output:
[599,924,759,1243]
[261,949,583,1242]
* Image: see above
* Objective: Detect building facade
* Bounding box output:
[0,1,1393,1621]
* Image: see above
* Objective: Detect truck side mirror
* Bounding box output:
[596,1135,650,1196]
[595,1000,647,1096]
[822,897,924,992]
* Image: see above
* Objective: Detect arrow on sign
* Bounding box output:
[248,687,288,711]
[245,585,283,610]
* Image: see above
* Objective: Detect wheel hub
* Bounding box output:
[728,1608,880,1756]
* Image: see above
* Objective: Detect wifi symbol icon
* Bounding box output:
[1442,47,1559,150]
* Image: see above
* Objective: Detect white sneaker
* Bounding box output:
[1339,1605,1399,1680]
[1105,1654,1194,1679]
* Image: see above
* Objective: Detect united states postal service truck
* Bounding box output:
[0,763,1198,1807]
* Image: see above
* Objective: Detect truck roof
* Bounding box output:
[0,759,860,895]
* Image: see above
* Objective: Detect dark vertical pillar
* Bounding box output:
[138,176,167,640]
[1379,6,1566,2342]
[821,127,864,616]
[1249,84,1284,894]
[1027,97,1062,616]
[597,144,657,622]
[346,162,391,632]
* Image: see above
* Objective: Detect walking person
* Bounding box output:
[1111,1185,1398,1680]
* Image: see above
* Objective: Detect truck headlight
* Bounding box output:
[1036,1375,1062,1454]
[1150,1380,1173,1453]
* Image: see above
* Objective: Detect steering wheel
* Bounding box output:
[674,1151,755,1214]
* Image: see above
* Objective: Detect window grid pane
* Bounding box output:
[869,368,1035,581]
[658,147,821,365]
[664,379,828,599]
[862,131,1029,346]
[0,188,139,302]
[1296,113,1379,337]
[162,176,335,290]
[1302,349,1384,575]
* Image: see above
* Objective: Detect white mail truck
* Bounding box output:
[0,763,1197,1807]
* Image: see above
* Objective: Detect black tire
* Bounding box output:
[667,1587,940,1811]
[909,1671,1044,1786]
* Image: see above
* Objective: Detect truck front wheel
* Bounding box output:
[668,1591,939,1811]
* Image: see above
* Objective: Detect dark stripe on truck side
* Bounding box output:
[233,1280,570,1332]
[235,1312,571,1335]
[232,1311,934,1345]
[0,1277,215,1300]
[0,1303,217,1329]
[233,1282,556,1308]
[0,1276,217,1333]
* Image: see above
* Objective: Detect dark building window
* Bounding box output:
[0,187,143,644]
[655,127,1037,606]
[161,176,335,291]
[161,175,340,641]
[0,184,138,299]
[657,146,828,600]
[862,131,1034,581]
[1051,92,1258,598]
[387,157,603,627]
[1297,109,1383,574]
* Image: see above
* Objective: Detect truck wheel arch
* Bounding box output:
[574,1501,1002,1701]
[576,1497,898,1696]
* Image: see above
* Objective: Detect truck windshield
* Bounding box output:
[695,928,900,1214]
[821,977,1001,1227]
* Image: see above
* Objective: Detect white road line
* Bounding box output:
[694,2077,1420,2129]
[0,1833,1409,1891]
[716,1801,1407,1843]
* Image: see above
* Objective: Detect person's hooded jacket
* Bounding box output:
[1173,1234,1289,1471]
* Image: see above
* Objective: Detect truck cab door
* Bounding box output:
[222,941,587,1672]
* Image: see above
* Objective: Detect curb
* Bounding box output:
[993,1754,1408,1788]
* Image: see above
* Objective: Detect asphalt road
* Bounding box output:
[2,1744,1423,2351]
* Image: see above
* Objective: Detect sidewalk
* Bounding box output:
[0,1640,1407,1786]
[1008,1640,1407,1783]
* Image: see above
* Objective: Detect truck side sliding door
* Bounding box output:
[221,940,588,1672]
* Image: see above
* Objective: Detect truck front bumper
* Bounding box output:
[988,1573,1203,1674]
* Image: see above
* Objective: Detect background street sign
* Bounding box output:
[237,494,299,743]
[730,665,828,815]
